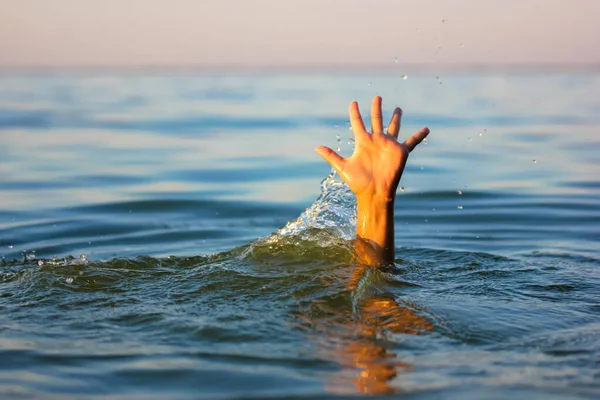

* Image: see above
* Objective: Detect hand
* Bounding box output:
[315,96,429,202]
[315,96,430,264]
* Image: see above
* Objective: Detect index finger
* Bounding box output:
[349,101,366,134]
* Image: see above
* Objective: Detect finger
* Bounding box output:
[403,127,430,152]
[386,107,402,139]
[370,96,383,134]
[315,146,345,174]
[349,101,367,141]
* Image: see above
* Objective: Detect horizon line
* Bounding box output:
[1,62,599,75]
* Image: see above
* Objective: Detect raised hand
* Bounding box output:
[316,96,429,202]
[315,96,430,264]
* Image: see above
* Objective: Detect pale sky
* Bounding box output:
[1,0,599,67]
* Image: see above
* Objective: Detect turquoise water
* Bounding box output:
[1,71,599,398]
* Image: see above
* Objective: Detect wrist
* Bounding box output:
[356,196,394,236]
[355,194,395,264]
[356,192,395,209]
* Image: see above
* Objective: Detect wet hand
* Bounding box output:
[316,96,429,202]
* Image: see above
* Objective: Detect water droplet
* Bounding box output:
[533,159,537,163]
[457,205,463,210]
[432,208,436,211]
[436,76,440,80]
[423,138,428,144]
[394,57,398,63]
[402,74,408,80]
[460,43,464,47]
[468,137,472,141]
[479,132,483,136]
[442,19,447,23]
[336,134,341,151]
[65,277,73,284]
[400,187,405,192]
[425,219,428,223]
[457,190,462,195]
[416,28,420,32]
[368,81,372,86]
[8,245,13,249]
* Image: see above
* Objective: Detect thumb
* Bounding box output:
[315,146,345,174]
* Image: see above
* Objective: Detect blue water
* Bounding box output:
[1,71,599,399]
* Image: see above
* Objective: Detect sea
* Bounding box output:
[1,69,599,399]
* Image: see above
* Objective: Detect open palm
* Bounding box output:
[316,96,429,201]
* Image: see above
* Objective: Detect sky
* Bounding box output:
[1,0,599,68]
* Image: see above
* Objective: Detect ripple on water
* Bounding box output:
[2,74,600,398]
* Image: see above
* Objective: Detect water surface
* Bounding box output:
[1,71,599,399]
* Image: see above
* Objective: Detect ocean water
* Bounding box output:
[0,71,599,399]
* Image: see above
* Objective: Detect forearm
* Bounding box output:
[355,194,395,265]
[316,97,428,265]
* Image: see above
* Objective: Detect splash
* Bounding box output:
[240,138,357,261]
[270,132,357,243]
[37,254,89,267]
[275,169,356,241]
[239,166,356,264]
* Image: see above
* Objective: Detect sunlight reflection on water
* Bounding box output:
[1,71,599,399]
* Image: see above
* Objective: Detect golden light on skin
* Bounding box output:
[305,96,434,394]
[317,96,429,265]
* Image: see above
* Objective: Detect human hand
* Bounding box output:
[315,96,429,203]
